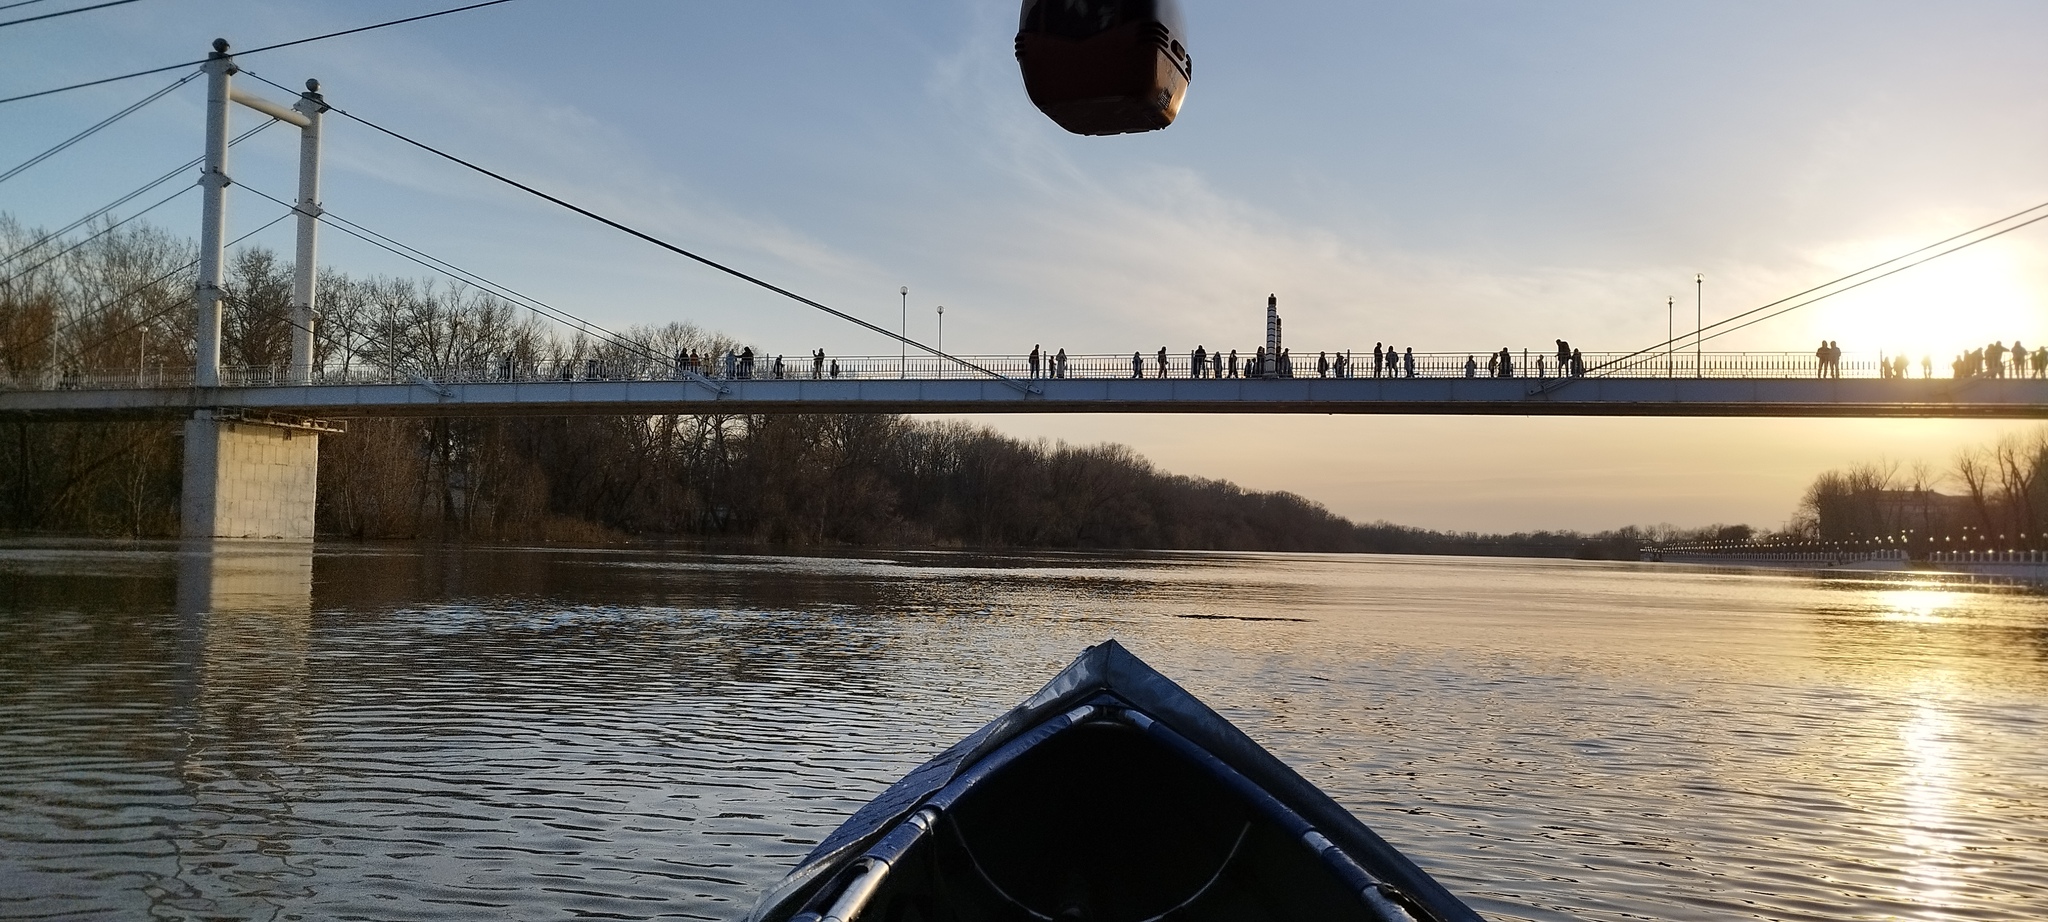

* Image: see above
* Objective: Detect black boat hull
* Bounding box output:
[748,641,1484,922]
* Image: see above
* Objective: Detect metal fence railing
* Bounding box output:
[3,350,2038,392]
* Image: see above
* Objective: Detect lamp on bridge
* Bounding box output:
[1694,273,1704,378]
[936,304,945,379]
[900,286,909,379]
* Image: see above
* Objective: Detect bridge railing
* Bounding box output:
[2,350,2022,392]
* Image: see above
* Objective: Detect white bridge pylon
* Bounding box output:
[196,38,326,388]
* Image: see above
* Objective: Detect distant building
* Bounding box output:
[1818,488,1972,538]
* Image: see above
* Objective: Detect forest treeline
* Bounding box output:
[3,215,1722,556]
[1794,428,2047,543]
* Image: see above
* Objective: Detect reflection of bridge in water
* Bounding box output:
[8,351,2047,421]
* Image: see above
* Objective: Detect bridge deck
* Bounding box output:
[5,376,2044,420]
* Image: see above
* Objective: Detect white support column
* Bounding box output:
[289,80,325,385]
[195,39,234,389]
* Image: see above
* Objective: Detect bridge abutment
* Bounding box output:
[180,411,329,540]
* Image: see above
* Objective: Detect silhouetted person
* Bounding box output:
[1486,352,1498,377]
[1030,345,1041,379]
[1815,340,1828,378]
[1132,351,1143,378]
[1372,343,1383,378]
[1571,348,1584,376]
[1056,347,1068,378]
[1157,346,1169,378]
[1556,340,1570,373]
[1193,345,1206,378]
[1229,349,1239,378]
[1318,351,1330,378]
[1464,355,1477,377]
[830,358,840,378]
[1403,347,1415,378]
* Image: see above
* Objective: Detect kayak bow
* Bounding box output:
[748,640,1485,922]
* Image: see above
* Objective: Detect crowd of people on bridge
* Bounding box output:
[1948,341,2044,380]
[652,337,2045,385]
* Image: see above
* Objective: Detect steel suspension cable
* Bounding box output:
[0,0,147,31]
[0,0,522,106]
[235,177,673,367]
[0,118,278,272]
[34,211,294,361]
[1588,198,2048,377]
[0,182,193,288]
[1689,210,2048,350]
[306,96,1021,387]
[0,69,198,185]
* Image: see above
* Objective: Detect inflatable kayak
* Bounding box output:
[747,640,1485,922]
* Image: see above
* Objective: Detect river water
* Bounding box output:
[2,541,2044,921]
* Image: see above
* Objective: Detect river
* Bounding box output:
[2,541,2044,921]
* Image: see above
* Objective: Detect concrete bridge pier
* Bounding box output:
[180,411,337,539]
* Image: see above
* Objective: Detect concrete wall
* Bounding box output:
[181,414,320,539]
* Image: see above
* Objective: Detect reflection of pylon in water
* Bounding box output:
[1264,294,1282,377]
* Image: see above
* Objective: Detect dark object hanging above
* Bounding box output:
[1015,0,1192,135]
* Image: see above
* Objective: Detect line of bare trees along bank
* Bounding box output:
[1794,428,2048,548]
[0,215,1757,556]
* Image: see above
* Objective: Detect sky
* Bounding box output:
[4,0,2046,532]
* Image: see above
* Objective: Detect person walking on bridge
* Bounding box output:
[1192,345,1207,378]
[1030,345,1041,379]
[1157,346,1170,379]
[1131,351,1143,378]
[1229,349,1239,378]
[1404,347,1416,378]
[1055,347,1068,379]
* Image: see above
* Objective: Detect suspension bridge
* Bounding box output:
[3,30,2045,540]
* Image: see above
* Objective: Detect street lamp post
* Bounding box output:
[899,286,909,379]
[936,305,944,379]
[1694,273,1703,377]
[1666,296,1673,378]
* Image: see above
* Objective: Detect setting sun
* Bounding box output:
[1797,239,2045,363]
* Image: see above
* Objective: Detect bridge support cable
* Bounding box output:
[233,176,680,374]
[300,94,1037,396]
[0,0,148,31]
[0,183,193,288]
[0,119,278,275]
[19,210,294,367]
[0,0,523,106]
[1534,197,2048,394]
[0,70,199,186]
